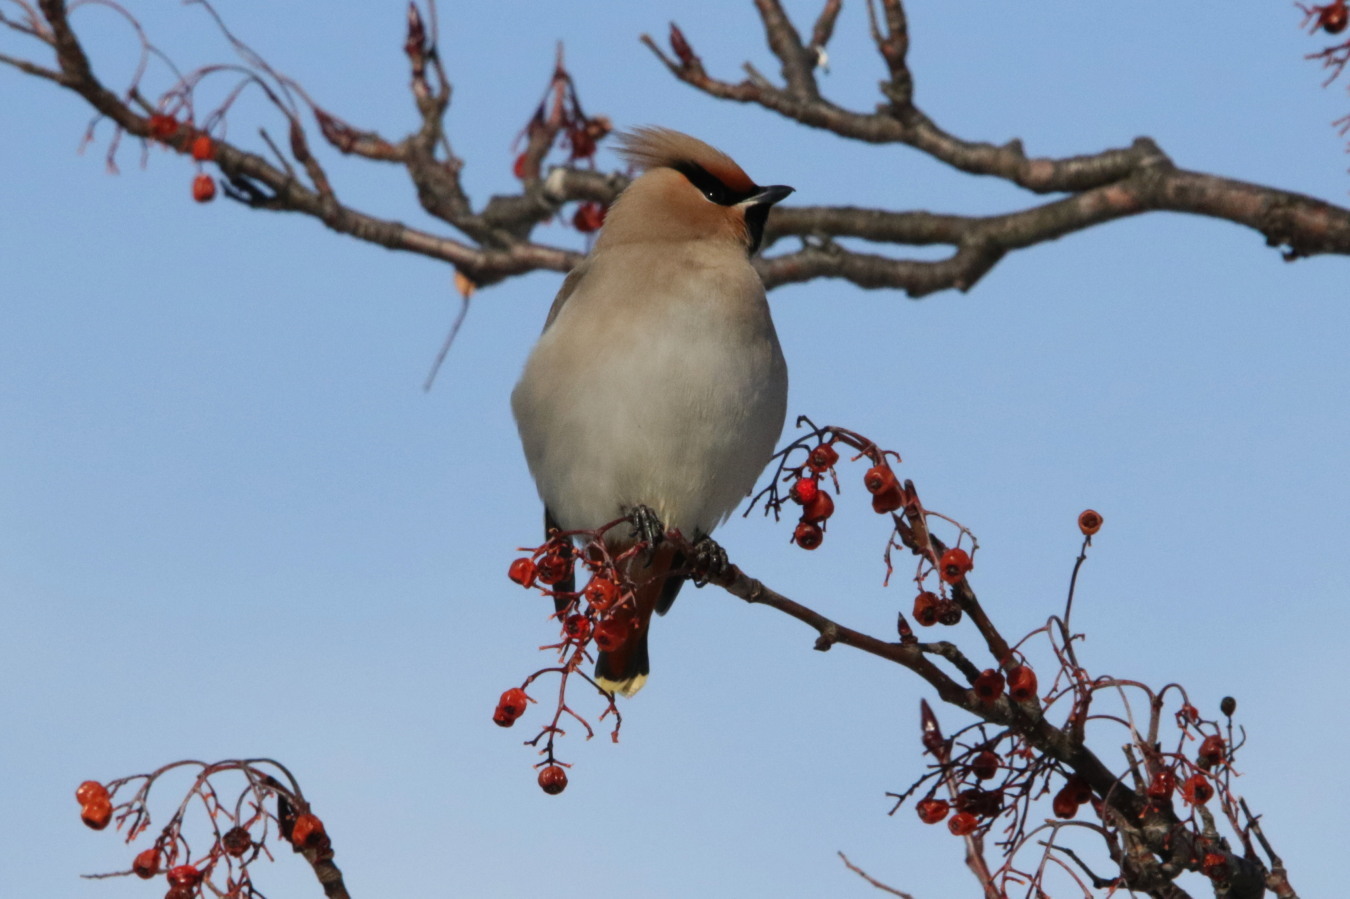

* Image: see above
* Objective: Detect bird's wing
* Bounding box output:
[540,258,592,333]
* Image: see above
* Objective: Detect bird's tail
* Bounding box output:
[594,543,683,697]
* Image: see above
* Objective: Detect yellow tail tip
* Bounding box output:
[596,673,648,697]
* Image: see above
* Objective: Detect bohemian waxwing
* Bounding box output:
[511,126,791,695]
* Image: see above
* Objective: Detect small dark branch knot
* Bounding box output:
[814,623,839,651]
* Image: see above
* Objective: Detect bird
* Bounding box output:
[511,126,791,697]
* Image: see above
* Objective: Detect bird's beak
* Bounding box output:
[742,184,794,208]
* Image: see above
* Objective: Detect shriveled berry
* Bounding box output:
[192,173,216,203]
[912,591,940,627]
[1181,773,1214,805]
[563,614,591,642]
[1078,509,1103,536]
[166,888,195,899]
[498,688,529,719]
[583,577,619,610]
[789,477,819,505]
[969,750,999,781]
[1197,735,1225,767]
[871,484,905,514]
[801,489,834,522]
[972,669,1004,703]
[76,780,109,806]
[1062,775,1092,804]
[863,464,898,495]
[915,797,949,824]
[793,521,823,550]
[291,812,325,847]
[947,810,978,836]
[538,764,568,795]
[593,617,628,652]
[221,826,251,858]
[939,547,972,584]
[1147,768,1176,800]
[190,134,214,161]
[167,864,202,888]
[1220,696,1237,717]
[508,557,537,587]
[936,598,963,626]
[81,797,112,830]
[1051,786,1080,819]
[1006,665,1038,703]
[132,847,160,878]
[492,706,517,727]
[1203,851,1229,882]
[955,788,1001,819]
[807,443,839,472]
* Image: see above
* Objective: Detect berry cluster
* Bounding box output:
[73,760,331,898]
[501,526,648,793]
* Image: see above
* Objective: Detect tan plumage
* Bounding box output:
[511,127,791,695]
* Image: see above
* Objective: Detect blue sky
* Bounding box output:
[3,2,1348,896]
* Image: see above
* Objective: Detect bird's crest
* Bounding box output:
[616,127,755,195]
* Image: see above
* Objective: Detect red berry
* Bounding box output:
[870,484,905,514]
[583,576,619,610]
[538,764,568,795]
[508,557,537,587]
[936,598,963,626]
[76,780,109,806]
[536,552,571,586]
[132,847,159,879]
[148,113,179,140]
[192,173,216,203]
[1147,768,1176,800]
[1078,509,1103,536]
[947,810,978,836]
[1202,851,1229,882]
[801,489,834,522]
[1197,735,1225,767]
[793,521,823,550]
[807,443,839,472]
[863,464,898,495]
[492,706,517,727]
[1323,4,1349,33]
[498,687,529,719]
[166,888,195,899]
[915,797,949,824]
[1006,665,1038,703]
[1051,786,1080,819]
[969,750,999,781]
[1063,775,1092,804]
[221,826,251,858]
[81,797,112,830]
[955,788,1001,819]
[572,201,606,233]
[290,812,325,847]
[972,669,1004,703]
[789,477,819,505]
[939,547,972,584]
[167,865,201,888]
[512,152,529,180]
[190,134,214,161]
[912,591,940,627]
[593,617,628,652]
[563,614,591,642]
[1181,773,1214,805]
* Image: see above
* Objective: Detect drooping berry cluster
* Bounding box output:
[73,760,332,898]
[500,523,654,793]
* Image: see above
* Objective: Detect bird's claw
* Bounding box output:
[627,504,666,564]
[690,535,729,586]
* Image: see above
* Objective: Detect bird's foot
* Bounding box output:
[626,505,666,564]
[690,535,729,587]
